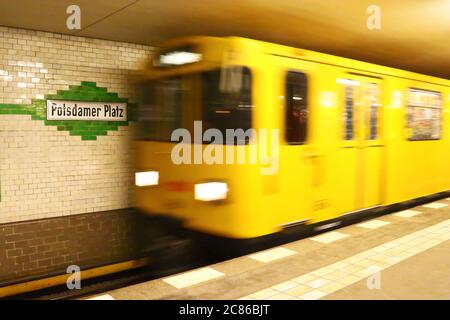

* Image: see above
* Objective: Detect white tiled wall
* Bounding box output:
[0,27,153,223]
[0,116,137,223]
[0,26,152,104]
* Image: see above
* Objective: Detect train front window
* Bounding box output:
[202,68,252,144]
[137,67,252,144]
[136,78,182,141]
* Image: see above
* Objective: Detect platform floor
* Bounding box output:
[88,198,450,300]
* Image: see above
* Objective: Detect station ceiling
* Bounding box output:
[1,0,449,79]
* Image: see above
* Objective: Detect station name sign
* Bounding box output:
[46,100,127,121]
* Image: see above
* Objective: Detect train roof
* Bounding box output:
[155,36,450,88]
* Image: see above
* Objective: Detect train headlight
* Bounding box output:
[194,182,228,202]
[135,171,159,187]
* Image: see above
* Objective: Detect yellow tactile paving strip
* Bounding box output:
[239,218,450,300]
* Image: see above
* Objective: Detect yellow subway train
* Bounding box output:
[133,36,450,247]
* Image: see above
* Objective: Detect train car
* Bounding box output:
[133,36,450,249]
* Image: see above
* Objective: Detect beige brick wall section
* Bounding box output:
[0,27,153,223]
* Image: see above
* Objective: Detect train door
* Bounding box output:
[338,75,383,212]
[274,60,314,227]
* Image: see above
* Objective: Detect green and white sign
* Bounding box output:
[0,81,134,140]
[47,100,127,121]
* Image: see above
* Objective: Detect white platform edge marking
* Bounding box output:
[248,247,297,263]
[356,219,390,229]
[299,289,327,300]
[394,210,422,218]
[87,294,115,300]
[311,231,349,244]
[423,202,448,209]
[163,267,224,289]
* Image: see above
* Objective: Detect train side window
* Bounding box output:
[365,82,381,140]
[285,71,308,144]
[343,84,355,140]
[337,79,361,141]
[406,88,442,141]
